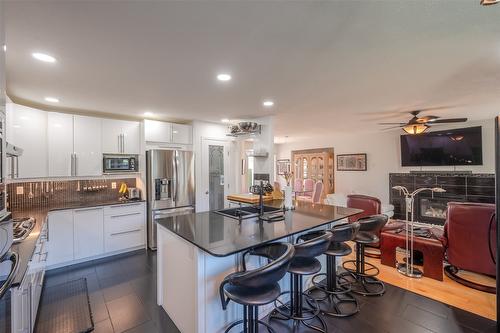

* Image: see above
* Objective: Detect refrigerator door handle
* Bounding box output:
[173,151,178,203]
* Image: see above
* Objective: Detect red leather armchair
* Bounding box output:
[347,195,384,257]
[443,202,496,293]
[346,195,381,223]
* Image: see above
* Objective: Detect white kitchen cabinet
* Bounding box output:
[172,123,192,145]
[104,202,145,253]
[73,207,104,260]
[122,120,141,154]
[101,118,123,154]
[6,103,48,178]
[145,119,172,143]
[47,210,74,266]
[46,203,146,268]
[102,119,141,154]
[48,112,74,177]
[74,115,102,176]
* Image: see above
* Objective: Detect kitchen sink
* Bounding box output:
[215,205,282,220]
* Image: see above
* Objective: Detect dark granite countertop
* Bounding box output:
[8,199,146,287]
[48,198,145,211]
[156,200,362,257]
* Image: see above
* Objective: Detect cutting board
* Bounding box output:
[226,193,274,204]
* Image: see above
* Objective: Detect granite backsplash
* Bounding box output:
[7,178,137,212]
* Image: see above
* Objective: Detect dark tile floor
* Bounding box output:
[43,249,179,333]
[43,250,497,333]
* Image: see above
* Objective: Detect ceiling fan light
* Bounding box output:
[403,124,429,135]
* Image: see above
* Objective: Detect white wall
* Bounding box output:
[251,116,274,176]
[275,119,495,203]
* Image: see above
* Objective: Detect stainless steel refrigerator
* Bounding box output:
[146,149,195,249]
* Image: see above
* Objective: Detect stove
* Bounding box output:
[12,217,36,243]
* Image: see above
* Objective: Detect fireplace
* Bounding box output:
[389,172,495,226]
[417,196,452,224]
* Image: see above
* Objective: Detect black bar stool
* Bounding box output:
[269,230,333,333]
[220,242,295,333]
[305,222,361,317]
[341,215,388,296]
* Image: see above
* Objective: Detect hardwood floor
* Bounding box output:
[342,249,497,321]
[40,249,496,333]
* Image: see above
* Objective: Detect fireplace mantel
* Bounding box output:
[389,172,495,225]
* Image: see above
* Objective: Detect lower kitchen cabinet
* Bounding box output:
[73,207,104,260]
[47,202,146,268]
[104,203,146,252]
[47,210,74,266]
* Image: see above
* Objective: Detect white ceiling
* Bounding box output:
[4,1,500,140]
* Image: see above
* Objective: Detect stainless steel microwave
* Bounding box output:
[103,154,139,173]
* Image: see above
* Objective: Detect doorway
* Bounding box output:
[201,138,230,211]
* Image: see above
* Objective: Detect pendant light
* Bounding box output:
[402,124,429,135]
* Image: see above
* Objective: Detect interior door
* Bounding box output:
[201,139,230,212]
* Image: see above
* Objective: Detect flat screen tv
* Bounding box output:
[400,126,483,167]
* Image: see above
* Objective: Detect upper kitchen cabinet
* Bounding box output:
[48,112,74,177]
[74,115,102,176]
[145,119,172,143]
[6,103,48,178]
[145,119,192,145]
[102,119,140,154]
[172,123,193,145]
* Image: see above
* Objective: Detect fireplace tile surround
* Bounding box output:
[389,172,495,225]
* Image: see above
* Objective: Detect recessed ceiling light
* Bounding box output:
[217,73,231,82]
[32,52,56,63]
[143,112,153,117]
[2,44,6,52]
[262,100,274,107]
[221,118,230,123]
[44,97,59,103]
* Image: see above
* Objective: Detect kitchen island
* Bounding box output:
[156,201,362,333]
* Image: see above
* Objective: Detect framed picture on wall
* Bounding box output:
[276,159,291,175]
[337,153,367,171]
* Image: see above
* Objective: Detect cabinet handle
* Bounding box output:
[110,229,142,236]
[109,203,142,208]
[74,207,102,212]
[15,156,19,178]
[110,212,141,218]
[121,134,125,153]
[72,153,78,176]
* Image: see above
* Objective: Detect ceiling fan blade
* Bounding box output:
[428,118,468,124]
[381,125,405,130]
[378,122,407,125]
[410,105,460,113]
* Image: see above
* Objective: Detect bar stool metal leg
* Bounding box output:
[341,243,385,296]
[308,255,359,317]
[270,273,328,332]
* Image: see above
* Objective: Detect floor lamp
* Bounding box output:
[392,185,446,278]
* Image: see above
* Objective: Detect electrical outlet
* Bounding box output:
[111,182,117,189]
[16,186,24,195]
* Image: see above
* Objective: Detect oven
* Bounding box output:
[0,221,48,333]
[103,154,139,173]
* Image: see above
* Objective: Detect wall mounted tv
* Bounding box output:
[400,126,483,167]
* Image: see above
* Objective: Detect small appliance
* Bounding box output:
[103,154,139,173]
[127,187,141,200]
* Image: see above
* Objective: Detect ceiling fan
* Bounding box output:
[379,110,468,135]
